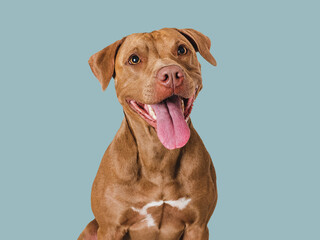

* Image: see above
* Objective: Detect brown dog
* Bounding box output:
[78,28,217,240]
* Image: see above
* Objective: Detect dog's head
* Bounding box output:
[89,28,216,149]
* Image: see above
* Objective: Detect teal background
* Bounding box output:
[0,0,319,239]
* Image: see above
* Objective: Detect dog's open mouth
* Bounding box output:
[127,89,196,150]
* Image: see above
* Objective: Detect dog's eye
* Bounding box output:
[177,45,187,55]
[128,55,141,65]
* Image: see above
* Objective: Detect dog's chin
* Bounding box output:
[126,87,198,150]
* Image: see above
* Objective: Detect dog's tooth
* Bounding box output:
[147,104,152,113]
[147,105,157,120]
[181,99,184,111]
[146,104,151,113]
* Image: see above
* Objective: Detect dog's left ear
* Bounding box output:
[88,38,125,91]
[177,28,217,66]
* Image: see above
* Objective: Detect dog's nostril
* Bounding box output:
[164,74,169,81]
[176,72,184,79]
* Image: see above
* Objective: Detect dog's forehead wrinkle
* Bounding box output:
[122,33,148,50]
[121,31,187,64]
[150,31,181,53]
[139,32,163,59]
[122,34,164,61]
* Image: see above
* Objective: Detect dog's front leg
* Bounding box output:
[97,225,128,240]
[182,225,209,240]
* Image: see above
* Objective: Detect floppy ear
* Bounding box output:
[88,38,125,91]
[177,28,217,66]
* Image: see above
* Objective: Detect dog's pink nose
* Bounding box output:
[157,65,184,88]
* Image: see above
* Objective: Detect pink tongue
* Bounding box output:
[151,95,190,149]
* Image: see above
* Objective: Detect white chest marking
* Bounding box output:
[131,197,191,227]
[165,197,191,210]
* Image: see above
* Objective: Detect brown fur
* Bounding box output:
[78,28,218,240]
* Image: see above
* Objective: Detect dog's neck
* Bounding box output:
[123,112,183,182]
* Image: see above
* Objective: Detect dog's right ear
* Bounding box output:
[177,28,217,66]
[88,38,125,91]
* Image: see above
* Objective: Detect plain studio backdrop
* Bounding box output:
[0,0,319,239]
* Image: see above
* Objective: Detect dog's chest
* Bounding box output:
[128,197,192,240]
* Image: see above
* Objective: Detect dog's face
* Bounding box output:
[89,28,216,149]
